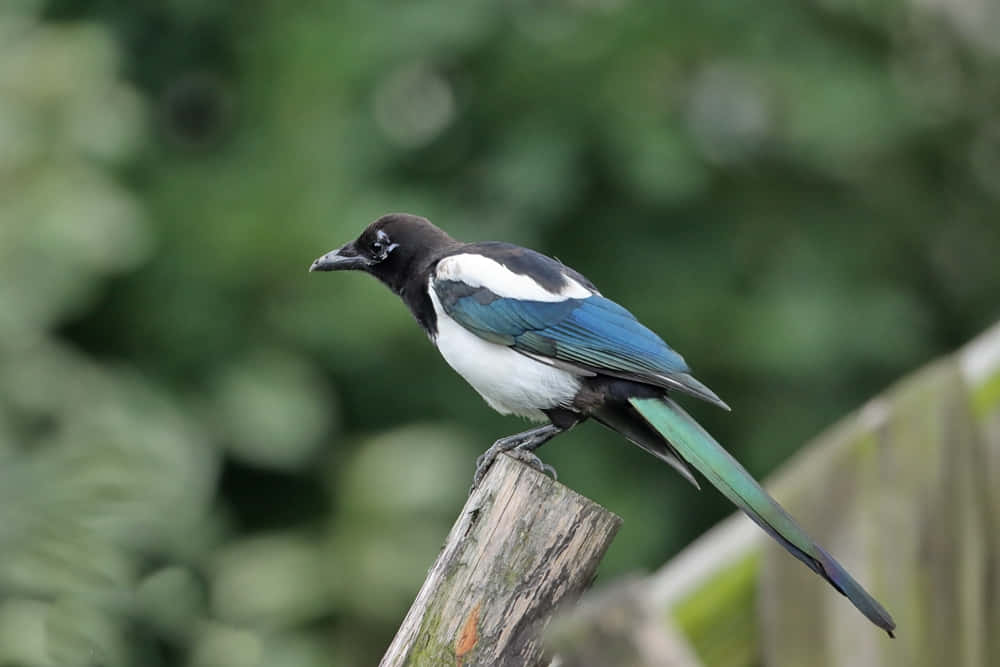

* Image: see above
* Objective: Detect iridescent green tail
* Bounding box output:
[629,396,896,637]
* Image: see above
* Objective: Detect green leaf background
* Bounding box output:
[1,0,998,664]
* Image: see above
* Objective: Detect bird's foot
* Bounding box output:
[470,424,561,493]
[506,447,558,480]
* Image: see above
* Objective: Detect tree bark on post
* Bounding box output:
[380,453,623,667]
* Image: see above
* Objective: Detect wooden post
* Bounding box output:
[380,453,623,667]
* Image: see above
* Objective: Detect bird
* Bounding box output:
[310,212,896,637]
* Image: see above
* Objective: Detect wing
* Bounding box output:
[432,269,728,410]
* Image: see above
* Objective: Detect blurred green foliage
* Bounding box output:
[1,0,998,664]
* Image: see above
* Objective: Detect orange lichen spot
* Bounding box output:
[455,602,481,666]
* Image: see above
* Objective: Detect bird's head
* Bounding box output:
[310,213,457,293]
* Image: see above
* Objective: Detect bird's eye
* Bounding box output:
[371,230,397,260]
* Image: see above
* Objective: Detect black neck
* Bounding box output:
[397,269,439,337]
[373,243,458,338]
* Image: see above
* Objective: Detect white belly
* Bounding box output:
[428,289,581,421]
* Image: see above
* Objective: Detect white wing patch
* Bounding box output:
[436,253,592,302]
[427,282,582,420]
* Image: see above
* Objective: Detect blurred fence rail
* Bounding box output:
[561,320,1000,667]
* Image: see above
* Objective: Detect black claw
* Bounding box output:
[470,453,496,494]
[470,423,565,492]
[506,448,558,481]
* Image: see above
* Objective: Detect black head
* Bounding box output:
[310,213,458,294]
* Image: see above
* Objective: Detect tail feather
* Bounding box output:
[593,403,700,489]
[628,396,896,637]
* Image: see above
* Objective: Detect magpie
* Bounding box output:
[310,212,895,636]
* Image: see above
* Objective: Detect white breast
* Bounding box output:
[427,282,581,421]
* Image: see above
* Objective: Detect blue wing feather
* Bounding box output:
[437,280,727,407]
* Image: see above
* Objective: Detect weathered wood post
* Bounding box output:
[380,453,622,667]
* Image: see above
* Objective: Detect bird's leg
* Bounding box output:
[471,423,563,491]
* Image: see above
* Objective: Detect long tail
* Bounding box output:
[628,396,896,637]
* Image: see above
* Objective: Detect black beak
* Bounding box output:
[309,242,370,272]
